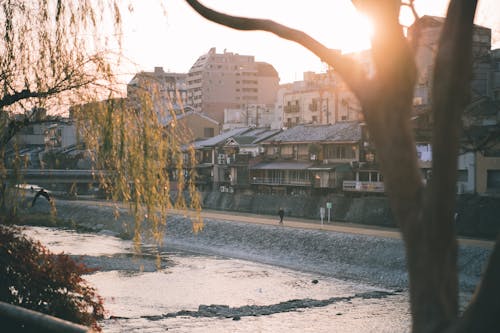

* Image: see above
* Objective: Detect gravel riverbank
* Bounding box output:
[26,199,491,292]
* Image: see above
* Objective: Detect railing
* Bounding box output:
[309,104,318,111]
[250,177,311,186]
[283,105,300,113]
[342,180,385,193]
[7,169,105,177]
[6,169,107,184]
[0,301,93,333]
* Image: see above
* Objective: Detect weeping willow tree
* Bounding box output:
[74,87,203,252]
[0,0,122,213]
[0,0,203,240]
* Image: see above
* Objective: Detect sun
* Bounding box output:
[337,13,374,53]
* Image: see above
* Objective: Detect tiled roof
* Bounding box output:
[159,109,214,126]
[238,128,282,145]
[191,127,251,149]
[264,122,361,143]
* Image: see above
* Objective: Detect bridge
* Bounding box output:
[6,169,107,185]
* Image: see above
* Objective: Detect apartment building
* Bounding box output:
[127,67,188,114]
[408,16,500,195]
[186,47,279,123]
[278,69,363,129]
[223,104,275,130]
[408,15,492,105]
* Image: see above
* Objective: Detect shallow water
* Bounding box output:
[24,226,411,332]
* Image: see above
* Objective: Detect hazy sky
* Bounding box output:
[118,0,500,84]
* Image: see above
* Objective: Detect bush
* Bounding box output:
[0,225,104,331]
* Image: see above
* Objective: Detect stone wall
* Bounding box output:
[200,191,500,239]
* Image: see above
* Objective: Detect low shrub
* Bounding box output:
[0,225,104,331]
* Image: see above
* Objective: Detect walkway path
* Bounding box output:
[173,208,495,249]
[30,197,494,250]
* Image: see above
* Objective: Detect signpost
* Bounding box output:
[320,207,325,226]
[326,202,332,223]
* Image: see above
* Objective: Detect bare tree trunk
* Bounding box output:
[185,0,500,331]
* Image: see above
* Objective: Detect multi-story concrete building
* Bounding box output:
[408,15,492,105]
[186,47,279,123]
[223,103,274,130]
[408,16,500,195]
[277,71,363,129]
[127,67,188,114]
[492,49,500,101]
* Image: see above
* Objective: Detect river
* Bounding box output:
[23,226,413,332]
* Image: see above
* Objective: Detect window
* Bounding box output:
[202,150,212,163]
[204,127,215,137]
[457,170,468,182]
[336,146,346,159]
[487,170,500,191]
[281,145,293,156]
[358,171,369,181]
[324,145,355,160]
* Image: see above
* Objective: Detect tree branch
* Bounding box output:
[431,0,478,205]
[0,76,96,110]
[400,1,479,331]
[184,0,369,99]
[0,89,47,109]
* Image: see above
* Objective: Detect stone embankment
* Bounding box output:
[27,199,492,292]
[201,191,500,239]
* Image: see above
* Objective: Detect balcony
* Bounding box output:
[342,180,385,193]
[309,104,319,112]
[250,177,311,186]
[283,105,300,113]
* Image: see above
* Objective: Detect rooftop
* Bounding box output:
[264,122,362,143]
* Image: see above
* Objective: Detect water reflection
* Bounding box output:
[23,226,411,332]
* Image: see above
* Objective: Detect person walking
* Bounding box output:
[278,207,285,225]
[32,188,52,207]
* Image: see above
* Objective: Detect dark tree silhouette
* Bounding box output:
[185,0,499,332]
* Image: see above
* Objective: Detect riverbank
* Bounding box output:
[23,198,492,292]
[199,191,500,239]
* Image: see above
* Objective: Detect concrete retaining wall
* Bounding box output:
[200,192,500,239]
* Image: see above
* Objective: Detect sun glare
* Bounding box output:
[399,5,417,28]
[338,13,374,53]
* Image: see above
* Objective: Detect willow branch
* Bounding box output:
[185,0,369,99]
